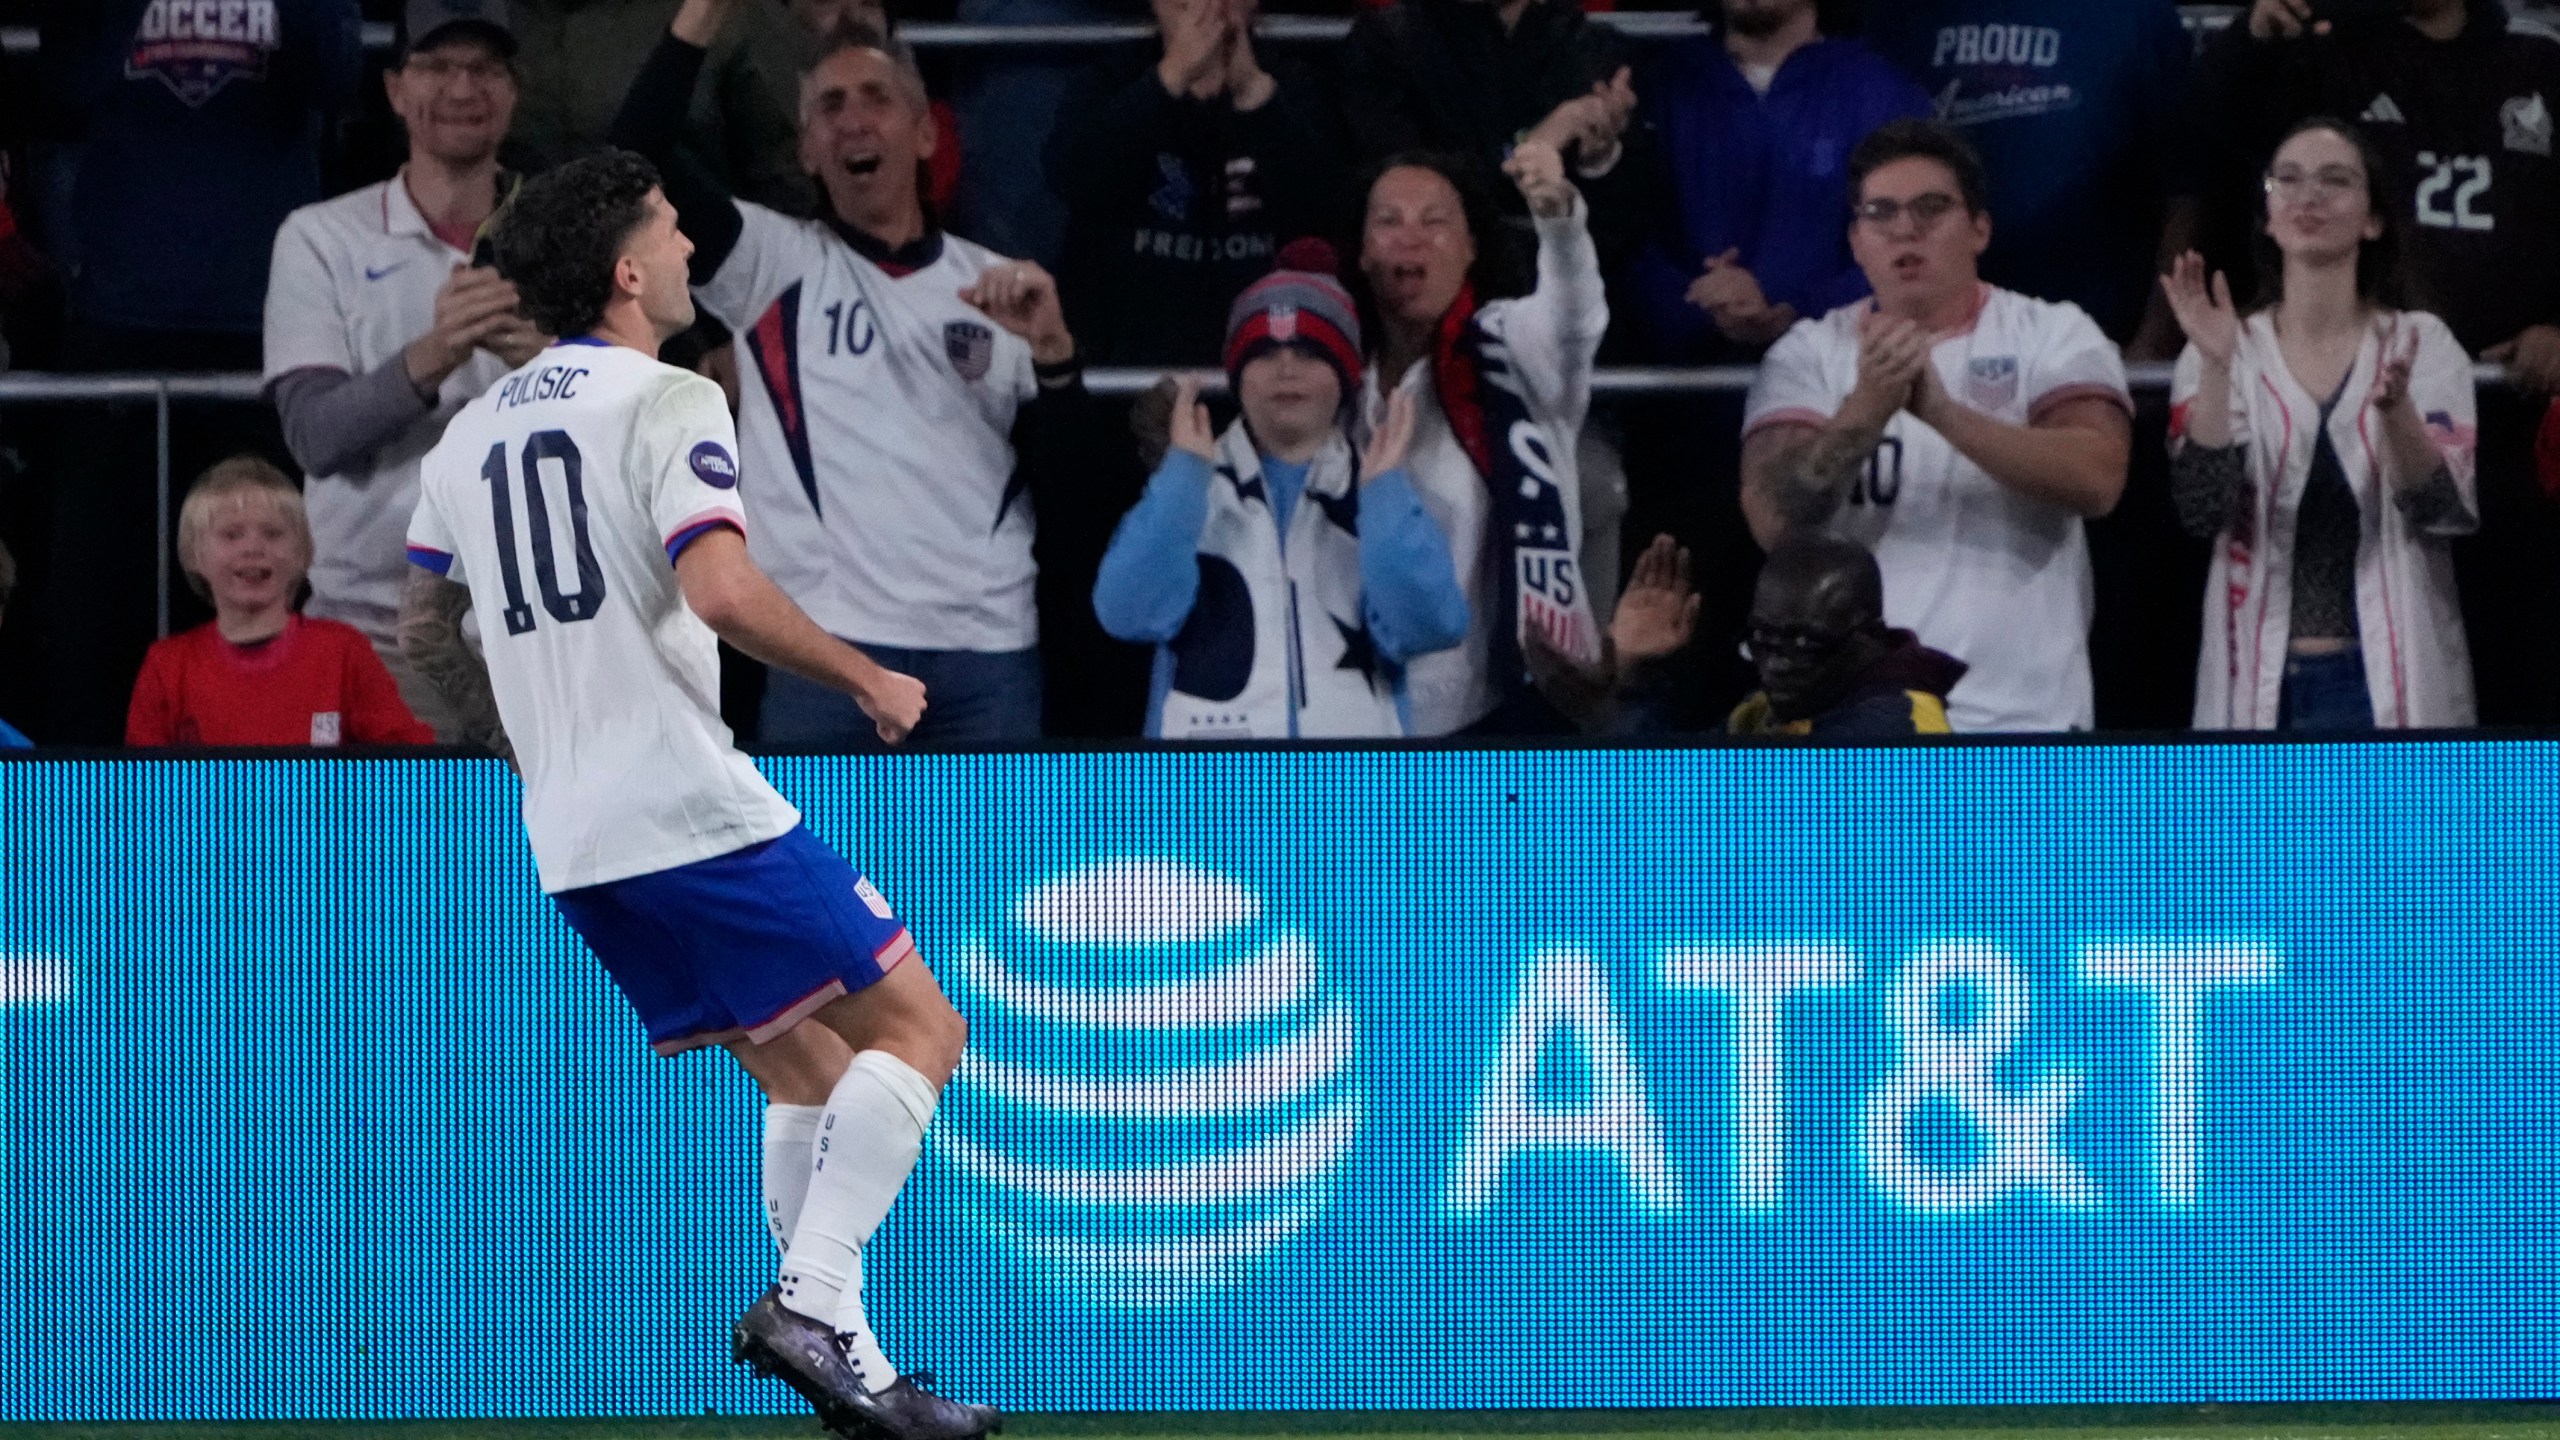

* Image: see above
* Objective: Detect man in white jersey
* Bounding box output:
[608,0,1097,747]
[1739,119,2133,732]
[397,152,996,1440]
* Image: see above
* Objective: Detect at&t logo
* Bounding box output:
[934,859,1363,1309]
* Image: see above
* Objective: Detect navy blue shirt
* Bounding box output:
[49,0,362,333]
[1631,34,1931,361]
[1866,0,2198,340]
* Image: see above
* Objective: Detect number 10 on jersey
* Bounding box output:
[482,429,609,636]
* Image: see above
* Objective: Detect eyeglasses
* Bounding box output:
[1740,624,1848,663]
[1853,192,1964,232]
[2263,166,2365,205]
[404,54,512,86]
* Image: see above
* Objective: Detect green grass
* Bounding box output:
[8,1407,2560,1440]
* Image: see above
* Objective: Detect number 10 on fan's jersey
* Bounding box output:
[481,429,610,636]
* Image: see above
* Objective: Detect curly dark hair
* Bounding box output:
[1848,118,1993,216]
[489,150,662,339]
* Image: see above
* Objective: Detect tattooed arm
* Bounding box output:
[1739,312,1930,550]
[1740,416,1893,547]
[397,568,514,766]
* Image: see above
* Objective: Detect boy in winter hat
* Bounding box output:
[1095,240,1470,738]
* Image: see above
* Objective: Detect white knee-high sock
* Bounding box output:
[760,1105,824,1263]
[777,1050,940,1389]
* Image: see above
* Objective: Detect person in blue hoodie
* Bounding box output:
[1094,240,1471,739]
[1627,0,1930,361]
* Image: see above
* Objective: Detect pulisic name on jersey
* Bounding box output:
[496,366,590,411]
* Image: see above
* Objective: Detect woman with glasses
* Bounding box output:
[2162,116,2478,731]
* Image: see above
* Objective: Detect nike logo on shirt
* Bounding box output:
[364,263,408,281]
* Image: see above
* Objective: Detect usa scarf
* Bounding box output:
[1431,285,1602,672]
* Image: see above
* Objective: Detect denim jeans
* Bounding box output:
[2276,647,2375,731]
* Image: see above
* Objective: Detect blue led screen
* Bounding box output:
[0,744,2553,1419]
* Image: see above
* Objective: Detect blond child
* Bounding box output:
[125,458,434,746]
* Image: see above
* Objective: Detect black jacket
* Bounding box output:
[2197,0,2560,353]
[1049,54,1346,368]
[1338,0,1645,265]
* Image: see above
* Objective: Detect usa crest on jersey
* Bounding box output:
[1968,355,2020,410]
[944,321,994,382]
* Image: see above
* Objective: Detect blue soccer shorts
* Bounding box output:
[550,824,919,1056]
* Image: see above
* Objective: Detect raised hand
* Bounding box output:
[2247,0,2327,39]
[959,259,1075,365]
[1844,310,1930,428]
[1687,250,1799,347]
[857,666,928,744]
[1221,0,1275,109]
[2160,251,2241,367]
[1608,534,1700,664]
[1155,0,1228,99]
[407,265,528,392]
[1582,66,1637,168]
[1529,67,1636,172]
[1168,373,1217,461]
[1360,387,1417,485]
[1503,138,1575,220]
[673,0,749,46]
[2370,319,2421,412]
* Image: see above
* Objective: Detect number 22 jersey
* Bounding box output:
[408,339,800,892]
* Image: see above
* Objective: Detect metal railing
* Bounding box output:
[0,358,2521,641]
[0,7,2245,57]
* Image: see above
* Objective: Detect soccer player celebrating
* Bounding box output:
[397,153,996,1440]
[1740,119,2134,733]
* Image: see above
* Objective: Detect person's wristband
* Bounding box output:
[1034,350,1081,387]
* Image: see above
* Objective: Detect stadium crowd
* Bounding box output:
[2,0,2560,746]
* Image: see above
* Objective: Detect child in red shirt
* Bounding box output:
[126,457,435,747]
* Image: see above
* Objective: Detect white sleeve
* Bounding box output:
[2024,302,2133,423]
[1484,196,1608,428]
[692,202,813,332]
[263,210,355,381]
[1742,321,1841,438]
[2406,311,2480,522]
[633,374,752,562]
[405,476,467,585]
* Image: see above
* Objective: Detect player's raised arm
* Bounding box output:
[674,530,927,744]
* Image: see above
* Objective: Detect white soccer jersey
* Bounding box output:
[1743,286,2130,732]
[264,175,514,647]
[408,340,800,892]
[695,206,1039,653]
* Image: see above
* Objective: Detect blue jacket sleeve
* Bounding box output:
[1092,449,1216,643]
[1357,469,1471,661]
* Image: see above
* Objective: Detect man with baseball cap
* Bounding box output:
[262,0,543,736]
[1092,241,1470,738]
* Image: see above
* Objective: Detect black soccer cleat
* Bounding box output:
[730,1289,880,1436]
[835,1368,1002,1440]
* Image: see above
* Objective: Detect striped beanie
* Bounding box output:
[1224,238,1363,398]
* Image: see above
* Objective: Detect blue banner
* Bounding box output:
[0,744,2553,1419]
